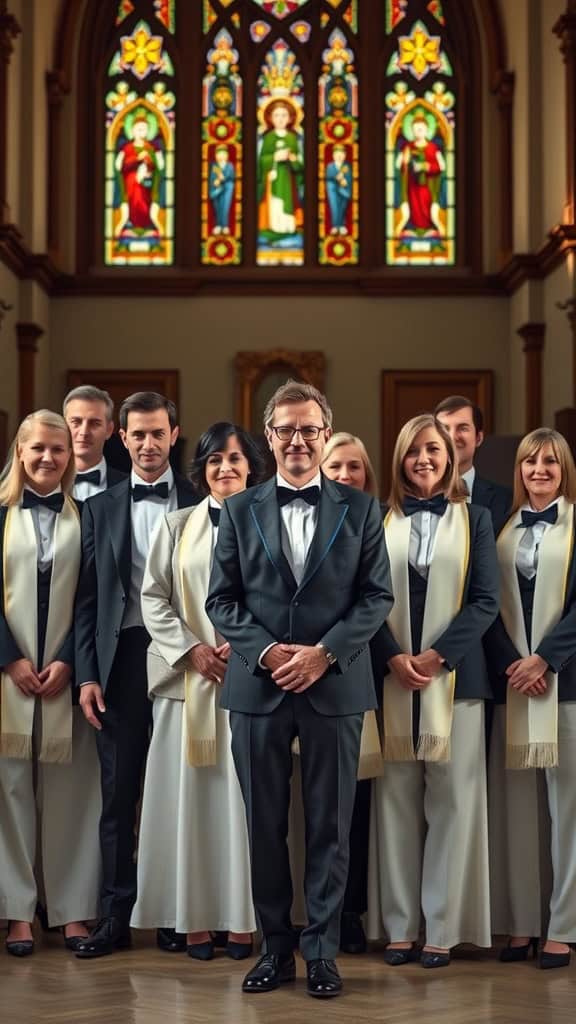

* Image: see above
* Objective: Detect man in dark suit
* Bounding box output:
[73,392,197,958]
[435,395,511,535]
[63,385,127,498]
[206,381,393,999]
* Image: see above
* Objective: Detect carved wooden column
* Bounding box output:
[554,1,576,224]
[16,322,43,420]
[46,69,69,260]
[492,70,515,263]
[0,2,21,225]
[517,322,545,432]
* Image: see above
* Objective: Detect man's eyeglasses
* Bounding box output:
[269,425,326,442]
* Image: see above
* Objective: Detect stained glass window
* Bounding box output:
[385,1,455,265]
[256,39,305,266]
[202,30,243,265]
[252,1,310,18]
[318,29,358,264]
[105,11,176,265]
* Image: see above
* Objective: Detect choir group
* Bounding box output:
[1,379,575,999]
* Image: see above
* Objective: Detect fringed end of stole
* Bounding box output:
[0,732,33,760]
[506,742,558,770]
[383,735,415,762]
[416,733,451,763]
[357,752,385,780]
[187,737,217,768]
[39,736,73,764]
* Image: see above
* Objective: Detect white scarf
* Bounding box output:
[497,497,574,768]
[0,498,80,762]
[383,501,470,762]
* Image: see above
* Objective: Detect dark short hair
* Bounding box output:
[434,394,484,434]
[189,422,266,496]
[119,392,178,431]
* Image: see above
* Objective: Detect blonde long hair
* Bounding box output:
[512,428,576,512]
[388,413,466,513]
[321,431,378,495]
[0,410,74,507]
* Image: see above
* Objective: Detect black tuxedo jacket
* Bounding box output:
[471,475,512,536]
[372,503,499,700]
[105,464,127,488]
[75,475,197,690]
[206,476,393,717]
[0,500,81,691]
[485,513,576,702]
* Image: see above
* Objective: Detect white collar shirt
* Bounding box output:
[407,504,442,580]
[123,465,177,629]
[277,470,321,586]
[21,486,63,573]
[516,500,559,581]
[72,456,108,501]
[461,465,476,503]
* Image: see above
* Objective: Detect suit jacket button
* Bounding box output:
[114,629,119,637]
[293,600,299,607]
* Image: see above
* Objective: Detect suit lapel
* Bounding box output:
[175,476,197,509]
[298,478,349,592]
[105,479,132,595]
[472,476,492,507]
[250,477,296,590]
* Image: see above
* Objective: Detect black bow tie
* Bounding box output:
[22,490,65,513]
[277,485,320,507]
[519,505,558,529]
[208,505,221,527]
[131,482,170,502]
[403,495,448,517]
[75,470,101,486]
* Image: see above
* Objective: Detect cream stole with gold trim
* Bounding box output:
[383,501,470,762]
[497,497,574,769]
[178,500,219,768]
[0,497,80,763]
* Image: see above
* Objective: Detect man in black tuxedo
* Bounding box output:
[206,381,392,998]
[435,395,511,535]
[74,392,197,958]
[63,385,127,498]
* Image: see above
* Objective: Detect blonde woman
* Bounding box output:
[486,428,576,969]
[368,414,498,967]
[321,431,379,953]
[0,411,101,955]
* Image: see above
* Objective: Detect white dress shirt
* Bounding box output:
[258,471,321,666]
[123,465,177,629]
[22,486,62,572]
[72,456,108,501]
[407,506,442,579]
[516,500,558,580]
[461,465,476,502]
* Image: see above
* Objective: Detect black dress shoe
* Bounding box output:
[242,952,296,993]
[340,911,367,954]
[306,958,342,998]
[420,950,451,969]
[157,928,187,953]
[383,944,419,966]
[75,917,132,959]
[227,939,253,960]
[499,938,539,962]
[187,939,215,960]
[64,934,90,952]
[6,938,34,957]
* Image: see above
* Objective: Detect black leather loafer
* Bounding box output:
[306,958,342,998]
[421,950,450,969]
[75,917,132,959]
[242,952,296,993]
[6,938,34,957]
[340,912,367,954]
[383,944,419,966]
[157,928,187,953]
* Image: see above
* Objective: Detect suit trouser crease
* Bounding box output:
[230,693,362,960]
[0,706,102,925]
[368,701,491,948]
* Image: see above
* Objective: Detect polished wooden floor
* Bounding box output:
[2,932,575,1024]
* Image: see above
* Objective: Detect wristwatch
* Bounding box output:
[316,643,337,666]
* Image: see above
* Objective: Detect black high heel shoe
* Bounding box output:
[499,937,539,963]
[6,923,34,958]
[383,944,419,966]
[540,946,571,970]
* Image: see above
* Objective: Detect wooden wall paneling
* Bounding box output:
[16,321,43,420]
[66,368,179,414]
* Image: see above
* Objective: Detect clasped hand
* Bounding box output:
[188,642,230,685]
[263,644,329,693]
[506,654,548,696]
[6,657,71,698]
[388,648,444,691]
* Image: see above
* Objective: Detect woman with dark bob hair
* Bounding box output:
[131,423,264,959]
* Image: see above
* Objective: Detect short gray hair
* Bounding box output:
[263,379,333,430]
[63,385,114,421]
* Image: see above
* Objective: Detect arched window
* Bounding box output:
[69,0,499,285]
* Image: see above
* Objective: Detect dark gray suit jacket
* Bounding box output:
[205,476,393,717]
[373,503,499,700]
[75,475,197,690]
[472,475,511,536]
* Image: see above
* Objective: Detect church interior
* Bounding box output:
[1,1,576,1021]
